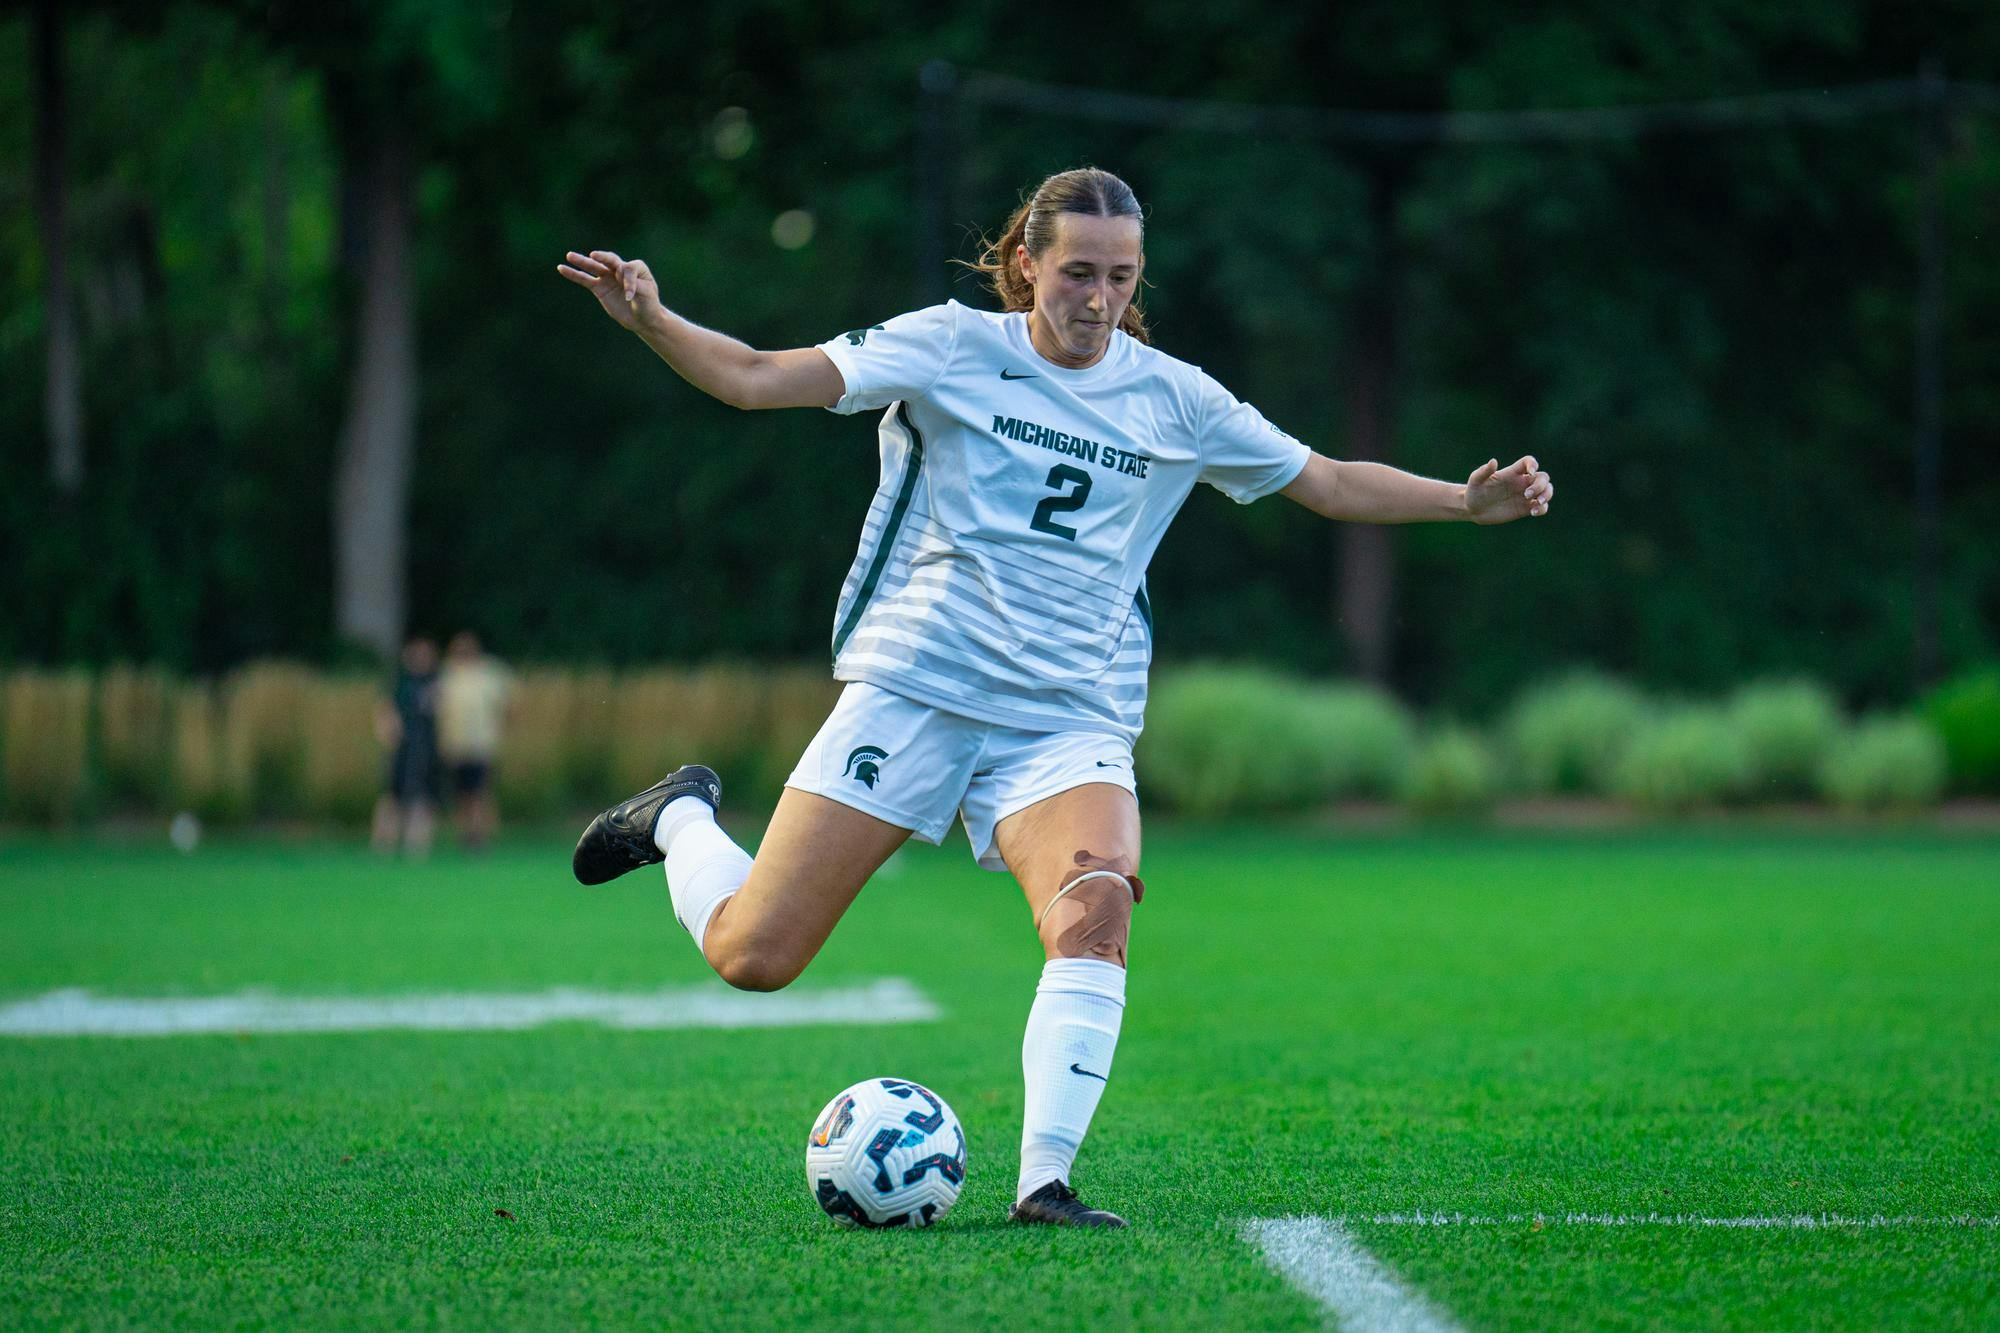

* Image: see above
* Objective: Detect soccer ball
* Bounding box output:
[806,1077,967,1228]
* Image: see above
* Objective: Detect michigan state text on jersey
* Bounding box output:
[816,298,1309,741]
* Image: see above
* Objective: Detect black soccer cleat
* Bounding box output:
[1007,1180,1128,1229]
[571,764,722,886]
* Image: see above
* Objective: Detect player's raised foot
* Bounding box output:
[1007,1180,1127,1229]
[571,764,722,886]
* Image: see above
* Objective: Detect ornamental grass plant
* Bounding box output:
[1401,726,1500,817]
[499,670,604,820]
[169,681,227,819]
[1139,667,1414,815]
[750,668,845,804]
[1502,671,1648,796]
[1288,683,1417,802]
[1138,666,1324,816]
[96,666,179,812]
[606,666,838,808]
[1613,705,1753,812]
[1725,678,1844,801]
[0,671,92,824]
[298,678,384,823]
[218,662,318,820]
[1818,715,1949,812]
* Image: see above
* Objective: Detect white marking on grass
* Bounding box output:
[1242,1210,2000,1328]
[1349,1212,2000,1229]
[0,978,940,1037]
[1243,1216,1463,1333]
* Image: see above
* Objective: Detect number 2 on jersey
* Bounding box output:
[1029,464,1093,540]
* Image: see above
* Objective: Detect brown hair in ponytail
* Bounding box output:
[965,167,1150,345]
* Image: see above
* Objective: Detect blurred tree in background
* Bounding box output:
[264,0,514,659]
[1,0,1995,710]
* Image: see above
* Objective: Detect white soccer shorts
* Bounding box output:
[785,681,1137,871]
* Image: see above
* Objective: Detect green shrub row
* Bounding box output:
[1137,667,1973,816]
[0,663,1990,826]
[1137,667,1414,816]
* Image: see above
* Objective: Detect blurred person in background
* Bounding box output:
[372,636,442,857]
[438,630,512,851]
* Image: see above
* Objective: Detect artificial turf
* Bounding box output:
[1,826,1996,1329]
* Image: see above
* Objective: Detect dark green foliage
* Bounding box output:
[2,3,1998,710]
[0,11,341,669]
[1922,666,2000,794]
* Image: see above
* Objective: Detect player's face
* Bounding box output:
[1020,213,1143,367]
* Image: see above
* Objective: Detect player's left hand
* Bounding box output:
[1464,455,1554,524]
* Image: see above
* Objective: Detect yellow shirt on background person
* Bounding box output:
[437,658,512,762]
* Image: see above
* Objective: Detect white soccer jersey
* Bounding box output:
[816,301,1310,740]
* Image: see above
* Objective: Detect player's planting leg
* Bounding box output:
[1012,890,1131,1227]
[996,782,1140,1228]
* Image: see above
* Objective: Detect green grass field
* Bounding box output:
[2,826,1996,1329]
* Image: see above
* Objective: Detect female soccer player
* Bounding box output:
[559,167,1553,1228]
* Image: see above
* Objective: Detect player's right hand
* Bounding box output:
[557,250,662,333]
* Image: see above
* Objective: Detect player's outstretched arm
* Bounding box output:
[1280,452,1553,525]
[557,250,844,410]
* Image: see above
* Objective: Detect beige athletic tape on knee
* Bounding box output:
[1034,869,1135,932]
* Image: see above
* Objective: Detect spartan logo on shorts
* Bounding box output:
[843,745,889,789]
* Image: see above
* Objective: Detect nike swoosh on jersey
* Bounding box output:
[999,369,1039,380]
[1069,1062,1109,1081]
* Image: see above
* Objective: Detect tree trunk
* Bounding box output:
[332,133,417,659]
[34,0,81,494]
[1912,56,1946,691]
[262,68,288,338]
[1337,165,1403,685]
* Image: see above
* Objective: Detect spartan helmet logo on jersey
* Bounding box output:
[843,745,890,789]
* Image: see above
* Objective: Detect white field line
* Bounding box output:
[0,978,941,1037]
[1348,1212,2000,1229]
[1242,1212,2000,1330]
[1243,1216,1463,1333]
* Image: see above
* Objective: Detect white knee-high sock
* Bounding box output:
[1018,957,1126,1202]
[655,796,750,951]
